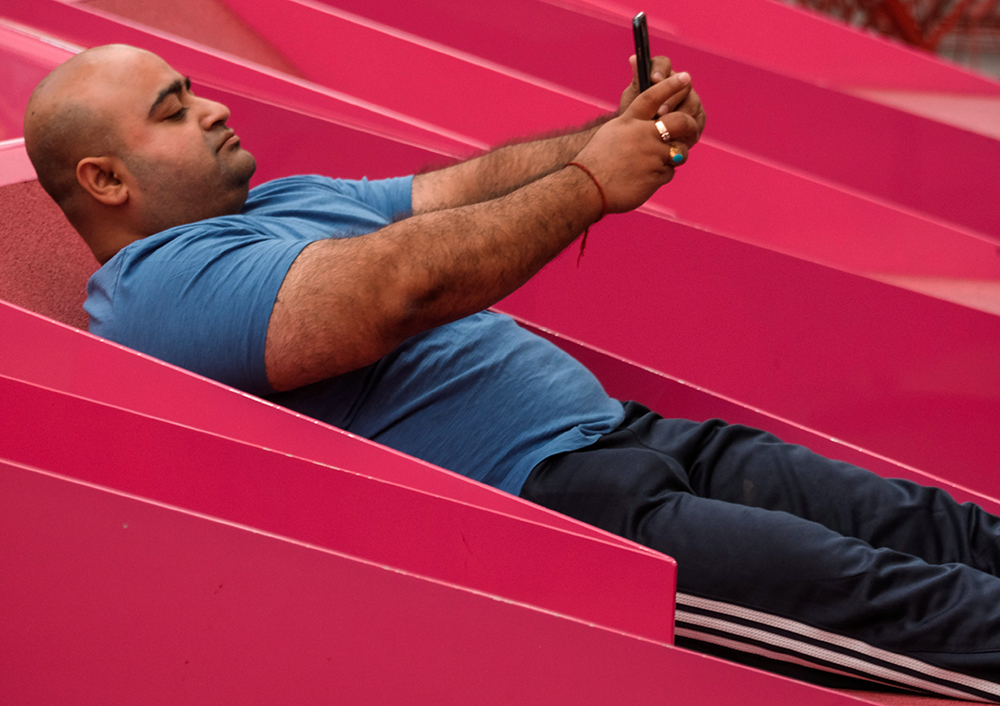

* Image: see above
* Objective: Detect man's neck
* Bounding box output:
[81,224,143,265]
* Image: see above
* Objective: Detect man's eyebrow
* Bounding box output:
[148,75,192,118]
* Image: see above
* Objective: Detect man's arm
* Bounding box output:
[411,117,611,215]
[412,56,704,214]
[265,72,699,392]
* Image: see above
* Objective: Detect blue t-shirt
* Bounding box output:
[86,175,624,494]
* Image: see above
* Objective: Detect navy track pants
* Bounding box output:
[520,402,1000,702]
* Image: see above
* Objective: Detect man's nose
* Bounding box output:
[197,96,231,130]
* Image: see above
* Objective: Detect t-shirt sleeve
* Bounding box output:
[86,225,310,396]
[321,175,413,223]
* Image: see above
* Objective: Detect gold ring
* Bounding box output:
[654,119,671,143]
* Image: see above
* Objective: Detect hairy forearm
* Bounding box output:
[412,112,614,214]
[266,165,602,391]
[403,166,601,312]
[267,72,701,391]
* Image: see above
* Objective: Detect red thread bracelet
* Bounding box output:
[566,161,607,262]
[566,161,607,220]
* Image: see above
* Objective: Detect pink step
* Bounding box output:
[8,1,999,282]
[55,0,1000,285]
[0,22,75,140]
[288,0,1000,237]
[0,373,676,640]
[0,299,620,537]
[560,0,1000,94]
[6,291,997,512]
[2,458,869,705]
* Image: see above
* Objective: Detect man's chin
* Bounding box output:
[221,150,256,194]
[233,149,257,187]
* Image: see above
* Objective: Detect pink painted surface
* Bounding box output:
[658,147,1000,285]
[848,89,1000,142]
[77,0,307,77]
[497,210,1000,497]
[0,138,37,184]
[221,1,598,144]
[303,0,1000,238]
[2,13,999,489]
[0,373,676,641]
[0,22,79,140]
[556,0,1000,93]
[529,322,1000,515]
[11,0,999,281]
[0,300,621,540]
[207,0,1000,278]
[0,6,478,158]
[6,292,998,518]
[0,460,880,706]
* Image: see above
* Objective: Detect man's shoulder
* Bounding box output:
[246,174,413,218]
[246,174,379,202]
[247,174,333,198]
[115,214,268,263]
[89,207,298,297]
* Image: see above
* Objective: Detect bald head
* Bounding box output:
[23,44,255,262]
[24,45,148,210]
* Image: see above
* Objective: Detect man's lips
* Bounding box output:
[217,129,239,151]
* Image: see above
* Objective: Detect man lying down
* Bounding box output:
[24,43,1000,701]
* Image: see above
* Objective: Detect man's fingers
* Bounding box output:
[625,71,692,121]
[649,56,673,83]
[656,84,692,116]
[652,112,700,152]
[666,142,689,167]
[628,54,639,87]
[621,55,682,116]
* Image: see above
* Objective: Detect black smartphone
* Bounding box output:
[632,12,652,93]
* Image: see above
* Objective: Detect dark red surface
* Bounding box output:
[0,179,96,329]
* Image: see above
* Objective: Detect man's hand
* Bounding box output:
[620,55,706,145]
[576,71,700,214]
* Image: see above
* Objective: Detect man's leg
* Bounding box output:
[520,403,1000,701]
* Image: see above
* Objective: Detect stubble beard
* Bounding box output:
[124,147,257,235]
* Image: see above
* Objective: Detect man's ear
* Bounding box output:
[76,156,129,206]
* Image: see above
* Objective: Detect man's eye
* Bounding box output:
[168,107,188,121]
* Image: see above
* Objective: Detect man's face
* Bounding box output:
[89,47,256,232]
